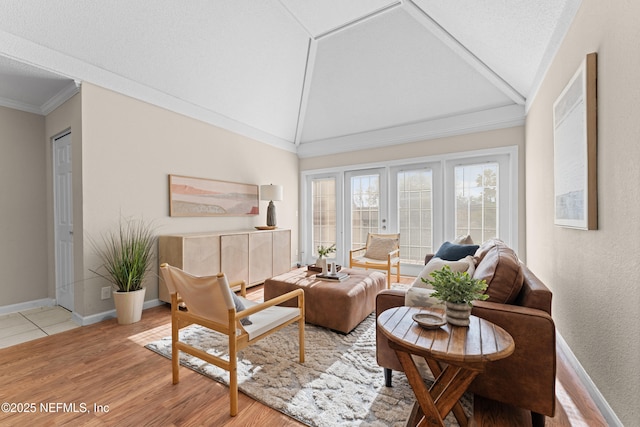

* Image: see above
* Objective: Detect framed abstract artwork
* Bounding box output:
[169,174,259,217]
[553,52,598,230]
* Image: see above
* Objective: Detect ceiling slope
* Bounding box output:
[0,0,581,157]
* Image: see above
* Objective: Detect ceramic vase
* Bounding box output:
[315,257,328,274]
[445,301,472,326]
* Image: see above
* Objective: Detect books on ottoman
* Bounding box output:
[316,272,349,281]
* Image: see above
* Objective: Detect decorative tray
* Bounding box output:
[255,226,277,230]
[412,312,446,329]
[307,264,342,273]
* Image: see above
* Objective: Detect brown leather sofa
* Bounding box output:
[376,239,556,426]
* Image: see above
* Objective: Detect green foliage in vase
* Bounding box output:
[422,265,489,306]
[91,217,156,292]
[316,244,336,257]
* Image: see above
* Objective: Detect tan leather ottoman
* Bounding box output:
[264,267,386,333]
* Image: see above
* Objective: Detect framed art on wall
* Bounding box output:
[553,52,598,230]
[169,174,259,217]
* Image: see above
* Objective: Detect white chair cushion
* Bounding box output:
[352,255,400,265]
[238,297,301,340]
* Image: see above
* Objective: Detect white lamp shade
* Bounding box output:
[260,184,283,201]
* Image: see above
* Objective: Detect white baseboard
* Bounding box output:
[556,331,623,426]
[73,299,165,326]
[0,298,56,315]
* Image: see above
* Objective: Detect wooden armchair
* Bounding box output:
[349,232,400,287]
[159,263,305,417]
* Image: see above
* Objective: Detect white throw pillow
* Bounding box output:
[411,255,476,288]
[453,234,474,244]
[404,287,446,309]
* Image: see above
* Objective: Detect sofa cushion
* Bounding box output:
[412,255,476,288]
[434,241,479,261]
[472,239,524,304]
[453,234,474,244]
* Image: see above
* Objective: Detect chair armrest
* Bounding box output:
[236,288,304,319]
[229,279,247,297]
[350,247,366,255]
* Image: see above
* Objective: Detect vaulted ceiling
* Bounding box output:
[0,0,580,157]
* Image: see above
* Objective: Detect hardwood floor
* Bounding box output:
[0,282,607,426]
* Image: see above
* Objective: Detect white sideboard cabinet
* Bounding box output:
[158,229,291,303]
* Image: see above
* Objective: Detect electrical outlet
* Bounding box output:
[101,287,111,300]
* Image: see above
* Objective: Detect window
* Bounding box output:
[302,147,517,272]
[454,163,498,244]
[397,169,433,264]
[350,174,381,249]
[312,177,337,258]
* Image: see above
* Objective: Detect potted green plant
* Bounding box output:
[316,244,336,273]
[91,217,156,324]
[422,265,489,326]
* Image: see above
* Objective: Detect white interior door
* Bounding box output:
[53,131,74,311]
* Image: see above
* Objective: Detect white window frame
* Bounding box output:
[443,150,517,251]
[389,161,443,275]
[300,146,518,270]
[301,171,343,265]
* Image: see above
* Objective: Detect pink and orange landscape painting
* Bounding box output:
[169,175,259,217]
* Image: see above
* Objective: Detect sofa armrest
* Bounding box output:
[375,289,406,372]
[516,265,553,315]
[376,289,406,314]
[470,300,557,417]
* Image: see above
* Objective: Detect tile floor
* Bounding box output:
[0,306,79,349]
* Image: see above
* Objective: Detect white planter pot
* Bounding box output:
[113,288,146,325]
[316,257,327,274]
[445,301,472,327]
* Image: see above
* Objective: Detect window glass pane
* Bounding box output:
[454,163,499,244]
[397,169,433,265]
[351,174,380,249]
[312,178,336,258]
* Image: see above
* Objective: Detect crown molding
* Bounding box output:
[0,96,42,115]
[296,104,525,158]
[0,30,297,153]
[40,80,81,115]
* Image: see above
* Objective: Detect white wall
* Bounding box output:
[525,0,640,424]
[0,106,47,307]
[78,83,299,318]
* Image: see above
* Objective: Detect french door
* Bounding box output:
[345,168,388,251]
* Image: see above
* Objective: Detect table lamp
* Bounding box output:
[260,184,283,227]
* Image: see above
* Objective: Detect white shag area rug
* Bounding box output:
[146,313,470,426]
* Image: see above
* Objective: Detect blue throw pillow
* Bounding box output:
[232,293,252,326]
[434,241,479,261]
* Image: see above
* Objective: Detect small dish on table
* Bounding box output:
[412,312,446,329]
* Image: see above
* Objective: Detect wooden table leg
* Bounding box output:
[425,358,471,427]
[396,350,446,427]
[395,349,480,427]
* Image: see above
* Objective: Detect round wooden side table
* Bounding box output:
[377,306,515,427]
